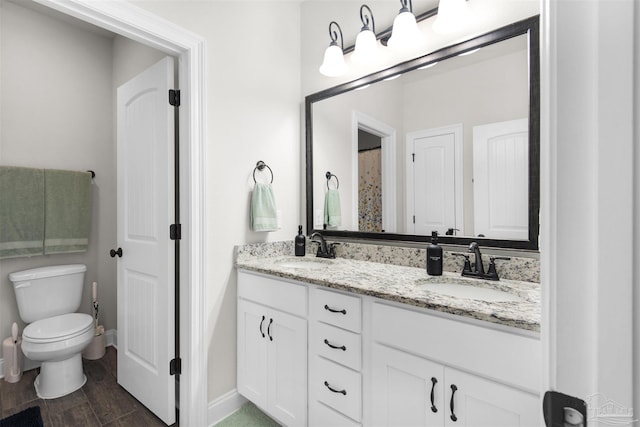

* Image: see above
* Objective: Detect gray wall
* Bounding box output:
[0,0,165,349]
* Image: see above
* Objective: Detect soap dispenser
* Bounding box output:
[295,225,306,256]
[426,231,443,276]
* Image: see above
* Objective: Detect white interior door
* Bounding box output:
[116,56,176,425]
[473,118,528,240]
[407,124,463,236]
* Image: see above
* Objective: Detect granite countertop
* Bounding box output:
[236,255,541,333]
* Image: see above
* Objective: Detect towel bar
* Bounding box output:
[326,171,339,190]
[253,161,273,184]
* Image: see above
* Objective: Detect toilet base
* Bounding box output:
[34,353,87,399]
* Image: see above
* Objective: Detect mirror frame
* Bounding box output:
[305,15,540,251]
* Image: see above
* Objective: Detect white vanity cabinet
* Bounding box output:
[236,267,541,427]
[237,271,308,426]
[370,302,540,427]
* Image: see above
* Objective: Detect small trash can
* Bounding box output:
[82,329,105,360]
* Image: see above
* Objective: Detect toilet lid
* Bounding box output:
[23,313,94,343]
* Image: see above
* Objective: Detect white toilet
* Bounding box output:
[9,264,94,399]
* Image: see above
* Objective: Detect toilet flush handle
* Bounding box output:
[110,248,123,258]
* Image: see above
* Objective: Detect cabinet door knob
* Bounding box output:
[324,381,347,395]
[324,304,346,315]
[450,384,458,422]
[324,339,346,351]
[430,377,438,413]
[259,315,266,338]
[110,248,123,258]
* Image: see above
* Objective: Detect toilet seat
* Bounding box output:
[23,313,93,344]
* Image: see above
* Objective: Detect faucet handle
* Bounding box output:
[451,253,472,274]
[486,257,510,280]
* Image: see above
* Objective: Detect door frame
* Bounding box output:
[33,1,207,425]
[352,111,397,233]
[405,124,464,235]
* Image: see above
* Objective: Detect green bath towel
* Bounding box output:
[251,182,278,232]
[44,169,92,254]
[0,166,45,258]
[324,189,342,227]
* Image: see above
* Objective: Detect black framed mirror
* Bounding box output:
[305,15,539,250]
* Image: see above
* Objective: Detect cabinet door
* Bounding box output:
[237,299,269,408]
[444,367,539,427]
[268,309,308,426]
[371,344,445,427]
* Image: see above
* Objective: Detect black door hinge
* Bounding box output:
[170,224,182,240]
[412,153,415,162]
[413,215,416,224]
[170,357,182,375]
[169,89,181,107]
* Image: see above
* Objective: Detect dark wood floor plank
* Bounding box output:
[1,347,173,427]
[48,401,101,427]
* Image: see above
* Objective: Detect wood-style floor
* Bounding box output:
[0,346,175,426]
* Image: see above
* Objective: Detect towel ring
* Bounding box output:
[253,161,273,184]
[326,172,339,190]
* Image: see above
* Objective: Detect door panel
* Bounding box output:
[371,343,444,426]
[116,56,176,425]
[473,119,528,240]
[444,367,539,427]
[407,125,463,236]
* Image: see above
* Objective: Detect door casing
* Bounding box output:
[32,1,207,425]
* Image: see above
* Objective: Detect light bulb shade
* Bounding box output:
[319,44,348,77]
[388,10,421,49]
[352,30,381,65]
[433,0,470,34]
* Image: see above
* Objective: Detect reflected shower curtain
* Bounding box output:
[358,148,383,232]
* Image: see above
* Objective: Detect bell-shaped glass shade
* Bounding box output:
[432,0,470,34]
[352,29,381,65]
[387,10,421,50]
[319,44,348,77]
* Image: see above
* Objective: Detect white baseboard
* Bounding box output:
[0,328,118,379]
[105,328,117,348]
[207,389,247,426]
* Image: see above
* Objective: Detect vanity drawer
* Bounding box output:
[311,287,361,333]
[372,302,541,393]
[311,321,361,371]
[309,400,361,427]
[238,270,307,317]
[311,356,362,422]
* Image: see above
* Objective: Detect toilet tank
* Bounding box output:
[9,264,87,324]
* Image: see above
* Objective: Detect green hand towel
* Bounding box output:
[44,169,92,254]
[0,166,45,258]
[251,182,278,232]
[324,189,342,227]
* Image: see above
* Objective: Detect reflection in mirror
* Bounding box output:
[306,16,540,250]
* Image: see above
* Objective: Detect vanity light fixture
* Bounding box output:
[352,5,381,65]
[387,0,422,50]
[432,0,471,34]
[319,21,348,77]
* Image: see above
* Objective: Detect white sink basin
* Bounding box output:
[275,258,333,270]
[422,282,524,302]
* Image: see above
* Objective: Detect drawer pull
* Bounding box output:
[324,381,347,395]
[430,377,438,413]
[259,315,266,338]
[324,304,347,315]
[450,384,458,422]
[267,318,273,341]
[324,339,346,351]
